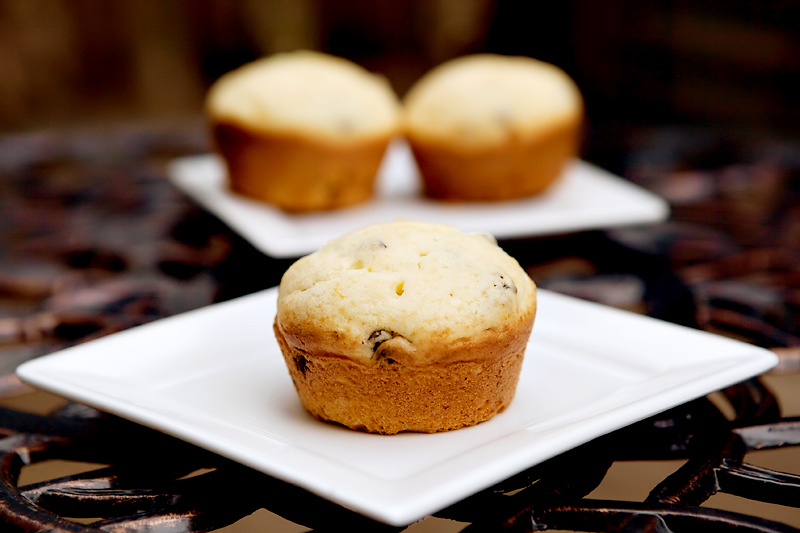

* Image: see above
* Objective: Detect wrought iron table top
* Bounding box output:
[1,120,799,532]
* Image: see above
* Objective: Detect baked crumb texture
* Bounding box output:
[403,54,584,202]
[275,331,525,434]
[206,51,401,213]
[274,220,537,434]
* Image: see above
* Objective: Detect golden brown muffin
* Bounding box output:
[403,54,583,202]
[206,51,401,213]
[274,220,537,434]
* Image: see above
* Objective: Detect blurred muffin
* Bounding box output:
[206,51,401,213]
[403,54,583,201]
[273,220,537,434]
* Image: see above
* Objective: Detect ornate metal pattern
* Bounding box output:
[2,123,800,531]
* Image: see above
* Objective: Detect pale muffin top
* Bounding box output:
[403,54,583,148]
[276,220,536,363]
[206,51,401,142]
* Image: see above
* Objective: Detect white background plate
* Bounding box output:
[167,141,669,258]
[17,288,776,526]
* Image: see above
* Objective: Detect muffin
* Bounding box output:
[273,220,537,434]
[206,51,401,213]
[403,54,583,202]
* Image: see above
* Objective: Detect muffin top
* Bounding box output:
[206,51,401,142]
[276,220,536,365]
[403,54,583,148]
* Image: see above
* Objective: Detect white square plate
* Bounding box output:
[167,141,669,258]
[17,288,776,526]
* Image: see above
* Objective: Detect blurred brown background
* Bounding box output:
[1,0,799,152]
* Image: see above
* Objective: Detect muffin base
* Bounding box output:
[408,118,581,202]
[274,324,525,435]
[212,121,391,213]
